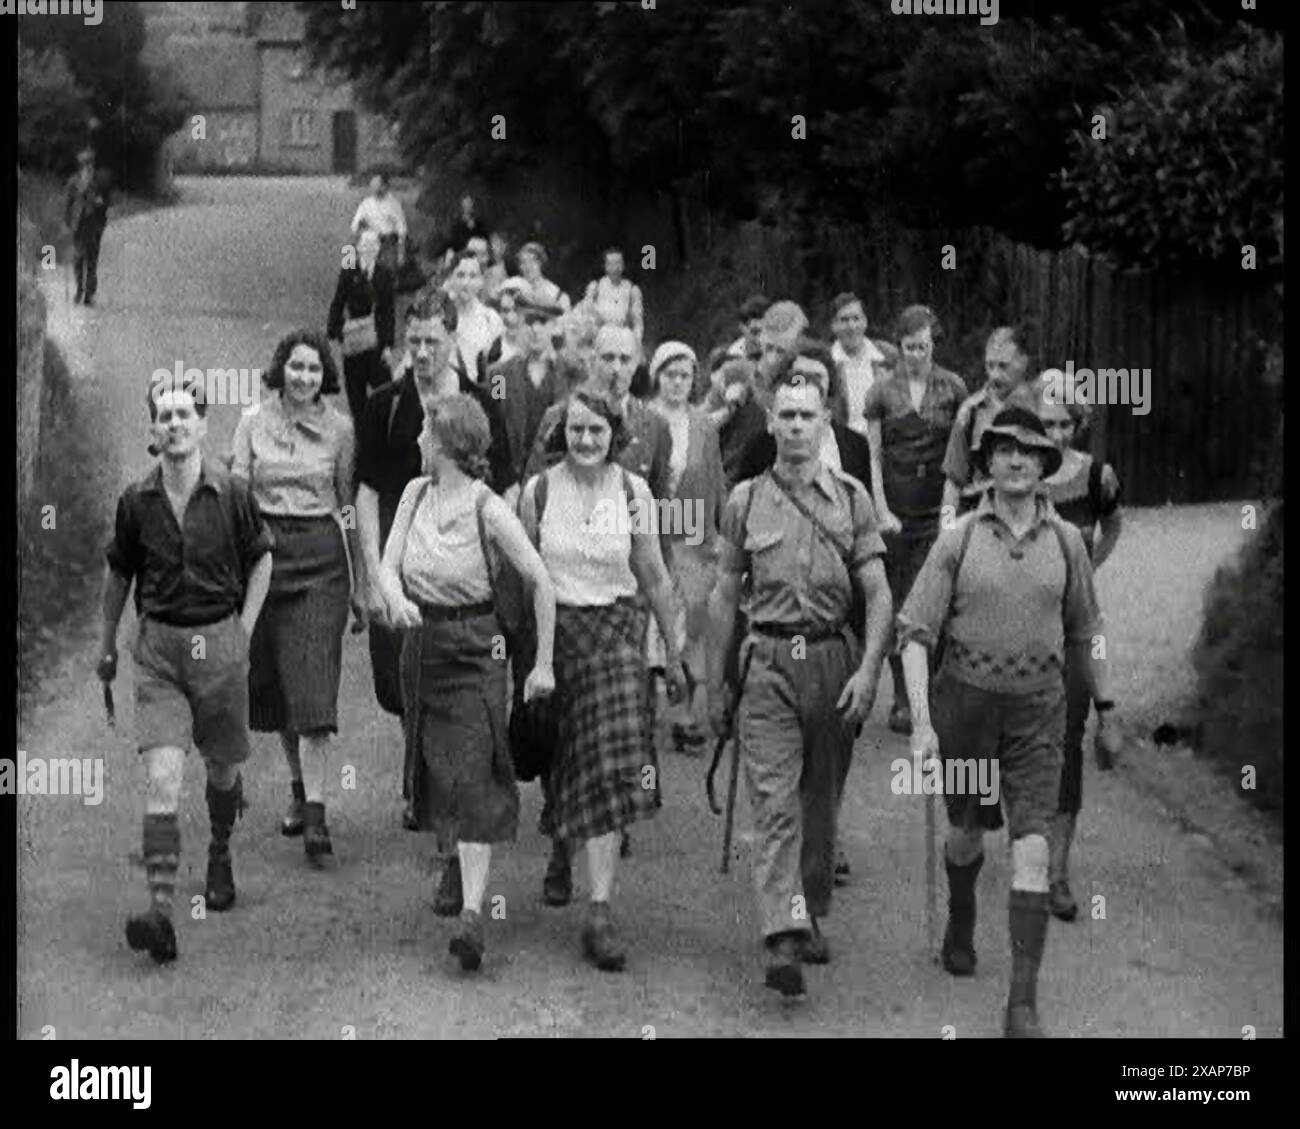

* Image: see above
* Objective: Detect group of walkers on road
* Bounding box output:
[98,180,1125,1038]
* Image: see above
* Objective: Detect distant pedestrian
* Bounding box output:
[327,228,397,422]
[863,305,968,735]
[516,241,571,316]
[100,377,273,964]
[1038,394,1122,923]
[484,231,511,302]
[941,322,1040,516]
[436,193,490,268]
[582,247,645,342]
[64,148,110,306]
[444,252,504,386]
[351,172,407,276]
[645,341,727,752]
[230,331,363,864]
[724,295,769,361]
[828,292,889,439]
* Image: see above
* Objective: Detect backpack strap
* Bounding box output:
[1047,516,1073,609]
[951,512,979,590]
[1087,455,1103,518]
[473,483,500,589]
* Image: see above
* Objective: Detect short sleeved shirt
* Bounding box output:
[718,463,885,631]
[864,365,967,519]
[106,458,273,626]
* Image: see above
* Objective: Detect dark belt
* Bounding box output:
[749,621,843,642]
[416,599,494,623]
[146,609,238,629]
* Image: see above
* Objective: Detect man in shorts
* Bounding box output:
[99,378,273,963]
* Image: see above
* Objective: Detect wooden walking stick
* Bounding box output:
[721,732,741,874]
[925,786,937,962]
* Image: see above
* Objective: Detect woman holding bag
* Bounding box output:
[327,228,396,422]
[378,393,556,972]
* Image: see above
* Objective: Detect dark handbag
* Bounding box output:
[506,629,559,783]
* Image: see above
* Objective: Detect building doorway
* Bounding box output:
[332,111,357,174]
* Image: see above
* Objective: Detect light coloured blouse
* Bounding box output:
[398,478,493,606]
[536,466,639,607]
[586,276,640,330]
[230,395,354,517]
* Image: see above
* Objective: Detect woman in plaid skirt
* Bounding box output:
[517,387,686,971]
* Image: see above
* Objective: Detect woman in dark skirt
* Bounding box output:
[517,387,686,972]
[379,393,555,971]
[327,228,397,422]
[230,330,364,862]
[1038,393,1122,922]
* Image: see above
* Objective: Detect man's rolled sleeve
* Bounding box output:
[232,481,274,573]
[847,481,886,570]
[716,481,754,575]
[894,526,959,652]
[942,405,972,487]
[1060,521,1103,647]
[105,493,140,580]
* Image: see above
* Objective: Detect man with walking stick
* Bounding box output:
[707,361,892,998]
[898,407,1121,1036]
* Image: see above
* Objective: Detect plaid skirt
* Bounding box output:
[543,598,660,843]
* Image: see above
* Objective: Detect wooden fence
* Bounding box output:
[668,195,1282,506]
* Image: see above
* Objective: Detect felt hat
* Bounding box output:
[649,341,697,380]
[975,406,1063,479]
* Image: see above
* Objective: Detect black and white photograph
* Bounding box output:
[12,0,1285,1077]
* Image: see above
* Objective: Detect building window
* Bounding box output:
[287,110,315,147]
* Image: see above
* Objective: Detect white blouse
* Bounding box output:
[536,466,638,607]
[398,479,493,606]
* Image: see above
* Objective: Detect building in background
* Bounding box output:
[142,1,403,175]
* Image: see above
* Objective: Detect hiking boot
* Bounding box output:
[449,909,485,972]
[434,857,464,917]
[581,902,627,972]
[672,722,708,755]
[205,852,236,912]
[941,921,977,976]
[302,802,333,862]
[1050,879,1078,923]
[281,795,305,837]
[764,933,805,997]
[125,909,178,965]
[888,704,913,735]
[797,919,830,965]
[1004,1003,1045,1038]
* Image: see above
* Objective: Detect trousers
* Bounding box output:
[738,629,857,938]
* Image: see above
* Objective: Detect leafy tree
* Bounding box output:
[17,1,191,191]
[1061,24,1283,271]
[17,45,91,175]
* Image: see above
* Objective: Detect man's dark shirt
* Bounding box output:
[357,366,512,538]
[734,422,874,493]
[106,458,273,626]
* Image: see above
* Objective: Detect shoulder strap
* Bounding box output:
[1048,517,1073,608]
[473,483,500,586]
[768,471,853,563]
[951,514,979,590]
